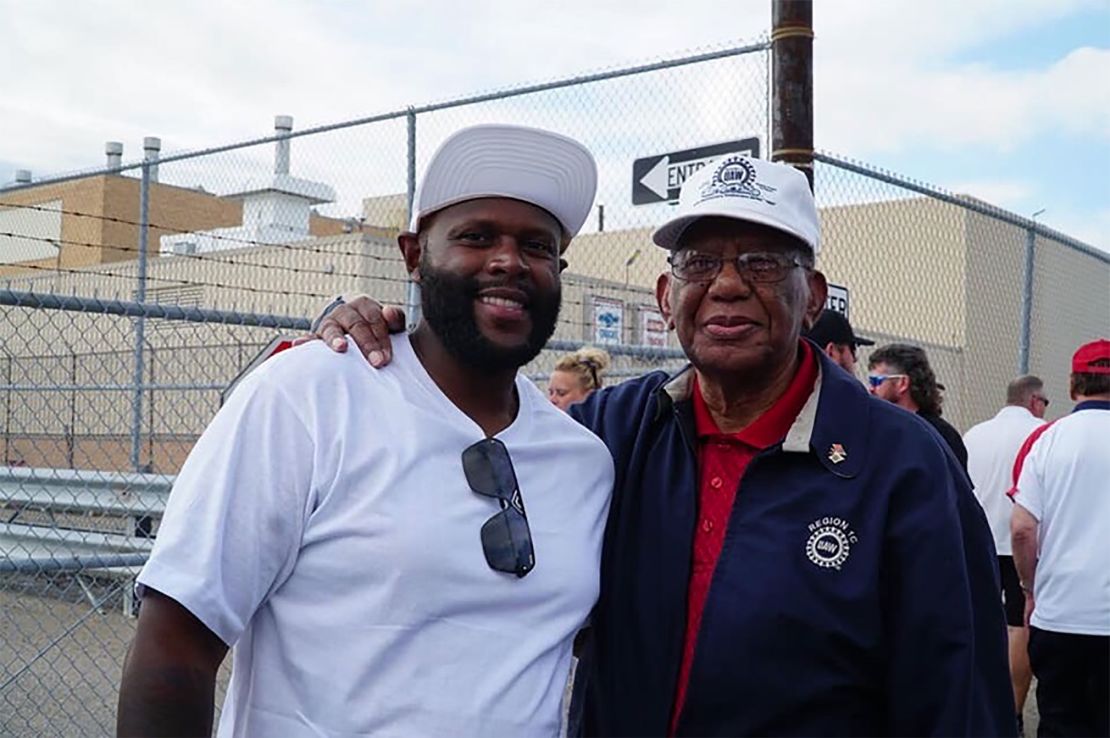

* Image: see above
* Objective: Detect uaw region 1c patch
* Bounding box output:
[805,516,859,570]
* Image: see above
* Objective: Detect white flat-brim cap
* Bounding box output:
[409,124,598,243]
[652,156,820,255]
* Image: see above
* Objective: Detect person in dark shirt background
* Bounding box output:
[803,308,874,375]
[868,342,969,471]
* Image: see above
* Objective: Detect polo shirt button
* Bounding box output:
[702,519,714,533]
[710,477,723,489]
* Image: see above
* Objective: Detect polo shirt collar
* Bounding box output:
[691,341,818,449]
[997,405,1036,421]
[1074,399,1110,413]
[801,345,873,479]
[656,339,875,479]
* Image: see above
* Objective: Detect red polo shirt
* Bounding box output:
[669,341,819,734]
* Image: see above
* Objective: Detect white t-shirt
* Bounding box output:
[964,405,1044,555]
[1012,405,1110,636]
[137,336,615,737]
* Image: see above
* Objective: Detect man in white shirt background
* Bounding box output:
[116,124,615,738]
[964,374,1048,731]
[1010,339,1110,738]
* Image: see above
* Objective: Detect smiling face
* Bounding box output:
[656,217,826,382]
[401,197,564,371]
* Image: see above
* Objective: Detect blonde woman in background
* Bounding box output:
[548,347,610,411]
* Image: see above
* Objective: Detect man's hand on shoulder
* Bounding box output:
[292,295,406,367]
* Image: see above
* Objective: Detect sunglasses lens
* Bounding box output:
[464,438,535,578]
[480,507,535,578]
[462,439,516,499]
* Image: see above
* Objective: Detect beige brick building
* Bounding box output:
[0,166,1106,473]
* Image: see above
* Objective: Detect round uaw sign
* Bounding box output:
[805,516,858,570]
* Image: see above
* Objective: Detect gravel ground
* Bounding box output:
[1,585,1039,736]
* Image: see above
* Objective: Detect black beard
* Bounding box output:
[419,259,561,372]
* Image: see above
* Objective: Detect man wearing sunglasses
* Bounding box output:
[310,156,1014,736]
[867,343,969,471]
[118,125,615,737]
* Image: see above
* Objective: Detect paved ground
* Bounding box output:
[0,587,230,737]
[1,586,1040,736]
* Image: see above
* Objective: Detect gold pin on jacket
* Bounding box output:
[828,443,847,464]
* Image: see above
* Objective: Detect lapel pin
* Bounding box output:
[828,443,847,464]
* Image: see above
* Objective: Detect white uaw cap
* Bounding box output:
[652,156,820,254]
[409,124,598,242]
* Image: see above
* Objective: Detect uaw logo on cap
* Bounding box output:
[805,516,858,570]
[698,156,777,205]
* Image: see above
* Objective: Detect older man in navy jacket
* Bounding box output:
[567,157,1013,736]
[312,156,1014,736]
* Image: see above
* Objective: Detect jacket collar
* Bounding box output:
[654,341,873,479]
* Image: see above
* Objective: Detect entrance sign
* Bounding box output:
[632,138,761,205]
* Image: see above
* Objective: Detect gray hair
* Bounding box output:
[1006,375,1043,406]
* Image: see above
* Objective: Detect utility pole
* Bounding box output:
[771,0,815,190]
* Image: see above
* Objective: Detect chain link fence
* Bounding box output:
[814,153,1110,431]
[0,41,766,735]
[1,36,1108,734]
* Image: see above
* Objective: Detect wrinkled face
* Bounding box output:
[547,369,590,411]
[656,218,826,381]
[868,361,908,404]
[404,198,564,371]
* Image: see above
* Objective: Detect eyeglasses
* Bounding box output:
[461,438,535,578]
[1033,394,1050,407]
[668,251,806,284]
[867,373,908,389]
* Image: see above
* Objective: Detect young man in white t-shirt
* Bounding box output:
[1010,339,1110,738]
[964,374,1047,727]
[117,124,615,738]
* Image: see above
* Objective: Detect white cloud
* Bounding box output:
[815,0,1101,60]
[1041,206,1110,252]
[816,46,1110,155]
[1,0,1106,252]
[0,0,770,175]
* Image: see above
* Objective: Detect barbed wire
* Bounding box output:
[0,231,412,293]
[0,246,335,300]
[0,231,659,318]
[0,202,409,265]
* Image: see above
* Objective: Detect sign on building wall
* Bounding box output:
[592,296,624,345]
[639,306,668,347]
[826,282,850,319]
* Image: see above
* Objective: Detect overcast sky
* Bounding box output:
[2,0,1108,249]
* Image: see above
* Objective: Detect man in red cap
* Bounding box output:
[1010,338,1110,738]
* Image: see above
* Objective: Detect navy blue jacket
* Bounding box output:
[572,348,1015,737]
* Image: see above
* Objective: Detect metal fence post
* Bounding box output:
[130,140,157,471]
[1019,226,1036,374]
[405,107,422,330]
[771,0,814,189]
[3,355,10,465]
[68,352,76,469]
